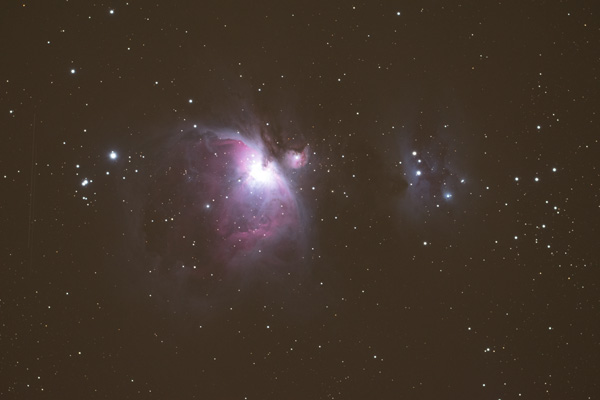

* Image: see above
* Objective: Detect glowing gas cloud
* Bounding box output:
[142,129,309,274]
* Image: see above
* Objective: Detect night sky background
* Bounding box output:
[2,1,599,399]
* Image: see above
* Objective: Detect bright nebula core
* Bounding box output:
[142,130,308,276]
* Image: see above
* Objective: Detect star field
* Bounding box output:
[1,1,598,399]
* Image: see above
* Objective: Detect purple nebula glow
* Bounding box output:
[283,147,310,169]
[207,138,300,260]
[143,130,307,274]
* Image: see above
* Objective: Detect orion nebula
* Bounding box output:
[142,127,310,278]
[8,2,596,398]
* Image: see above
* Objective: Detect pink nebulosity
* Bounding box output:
[142,130,307,273]
[283,147,309,169]
[190,135,304,267]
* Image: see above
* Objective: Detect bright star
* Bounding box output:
[248,162,275,186]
